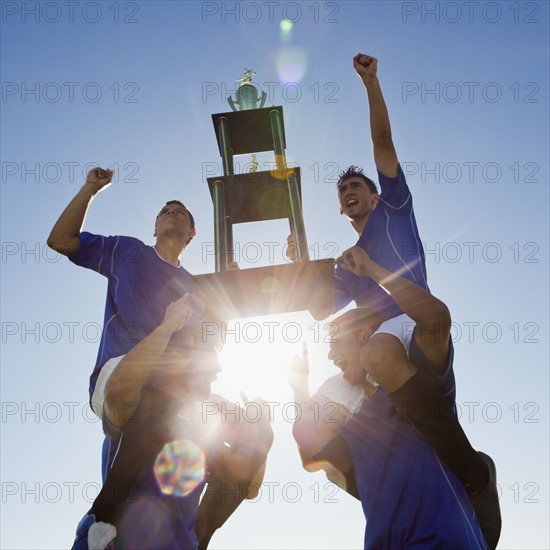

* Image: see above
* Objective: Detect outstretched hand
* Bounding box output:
[287,342,310,401]
[85,167,113,194]
[286,234,298,262]
[353,53,378,82]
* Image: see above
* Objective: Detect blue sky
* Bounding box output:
[1,1,549,548]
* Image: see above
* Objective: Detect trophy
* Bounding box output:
[194,69,334,318]
[228,69,267,111]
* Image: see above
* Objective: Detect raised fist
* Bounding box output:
[353,53,378,81]
[85,167,114,194]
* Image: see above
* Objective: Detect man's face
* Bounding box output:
[328,325,372,386]
[338,177,379,222]
[187,346,221,400]
[154,204,195,243]
[156,347,220,400]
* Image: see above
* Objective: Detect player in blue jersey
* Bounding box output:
[48,167,201,414]
[48,168,203,547]
[288,53,499,546]
[71,295,273,549]
[289,245,501,549]
[287,53,428,381]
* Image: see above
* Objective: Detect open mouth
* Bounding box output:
[346,198,358,208]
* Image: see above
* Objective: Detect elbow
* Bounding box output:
[431,300,451,328]
[46,233,61,253]
[46,233,79,257]
[309,307,332,321]
[103,377,139,426]
[292,422,321,462]
[421,300,452,338]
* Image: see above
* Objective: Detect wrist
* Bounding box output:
[156,322,179,339]
[363,75,379,88]
[82,180,101,196]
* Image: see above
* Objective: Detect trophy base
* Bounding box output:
[193,260,334,319]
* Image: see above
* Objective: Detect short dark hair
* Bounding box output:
[157,200,196,245]
[337,166,378,195]
[332,308,383,338]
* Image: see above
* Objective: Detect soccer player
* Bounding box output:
[289,246,501,549]
[71,295,273,549]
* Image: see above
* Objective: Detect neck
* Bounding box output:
[351,215,368,235]
[154,238,185,266]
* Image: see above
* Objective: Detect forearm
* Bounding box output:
[292,398,344,459]
[196,447,268,547]
[363,76,392,144]
[47,181,98,255]
[367,260,450,327]
[104,324,176,420]
[311,436,360,500]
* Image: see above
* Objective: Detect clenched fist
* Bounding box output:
[353,53,378,82]
[85,167,114,194]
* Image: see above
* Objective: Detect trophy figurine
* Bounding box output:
[228,68,267,111]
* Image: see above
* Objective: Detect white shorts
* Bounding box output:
[367,313,415,387]
[315,374,366,417]
[91,355,124,419]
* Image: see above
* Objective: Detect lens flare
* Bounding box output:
[276,47,307,85]
[280,19,293,33]
[154,439,205,496]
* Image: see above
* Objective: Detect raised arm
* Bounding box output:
[354,53,398,179]
[47,167,113,256]
[340,246,451,371]
[287,347,358,498]
[103,294,194,428]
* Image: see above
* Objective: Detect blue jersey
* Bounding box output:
[340,337,487,549]
[335,165,428,319]
[70,232,202,398]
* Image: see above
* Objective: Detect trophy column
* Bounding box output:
[212,106,309,271]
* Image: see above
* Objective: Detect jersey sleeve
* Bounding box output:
[69,231,121,277]
[408,333,456,406]
[378,164,413,212]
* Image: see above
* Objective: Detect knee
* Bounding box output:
[360,334,413,390]
[361,333,405,372]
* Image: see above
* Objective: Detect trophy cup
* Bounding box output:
[194,69,334,318]
[228,69,267,111]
